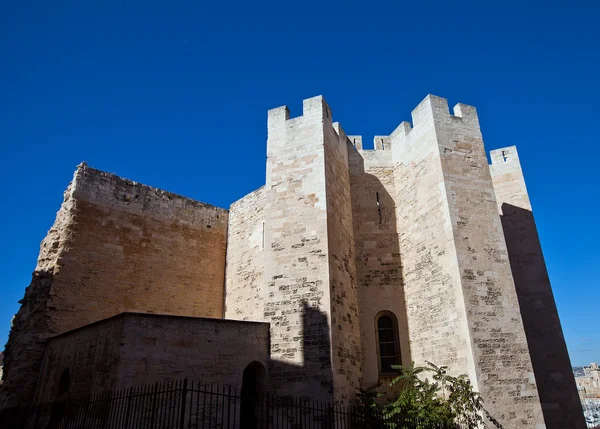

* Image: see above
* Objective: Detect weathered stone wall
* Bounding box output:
[430,96,544,427]
[264,97,334,402]
[390,97,476,386]
[391,95,547,428]
[34,315,124,401]
[34,313,270,402]
[1,180,78,408]
[1,164,228,408]
[348,140,409,388]
[225,187,265,321]
[115,314,269,390]
[490,147,585,428]
[325,123,361,402]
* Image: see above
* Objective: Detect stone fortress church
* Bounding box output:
[0,95,585,428]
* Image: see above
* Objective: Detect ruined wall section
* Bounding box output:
[390,97,477,386]
[264,97,334,402]
[53,164,228,324]
[490,147,585,429]
[431,97,545,428]
[1,164,228,408]
[325,123,361,402]
[348,139,409,387]
[225,187,265,322]
[0,179,78,408]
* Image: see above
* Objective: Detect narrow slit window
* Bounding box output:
[502,150,507,162]
[381,138,385,150]
[376,192,382,225]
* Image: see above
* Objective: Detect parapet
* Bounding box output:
[346,136,391,152]
[347,136,363,150]
[70,163,228,227]
[267,96,334,156]
[490,145,520,165]
[267,95,332,131]
[391,95,480,142]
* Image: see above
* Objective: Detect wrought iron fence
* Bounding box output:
[0,379,455,429]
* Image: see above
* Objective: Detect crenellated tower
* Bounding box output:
[225,94,585,427]
[2,94,583,429]
[261,96,362,403]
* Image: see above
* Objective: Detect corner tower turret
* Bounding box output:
[264,96,361,403]
[390,95,547,427]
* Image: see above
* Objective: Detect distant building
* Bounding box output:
[578,363,600,397]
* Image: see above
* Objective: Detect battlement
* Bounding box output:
[347,136,362,150]
[390,95,480,141]
[490,145,520,165]
[267,95,332,131]
[345,135,392,152]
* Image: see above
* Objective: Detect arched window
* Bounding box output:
[375,311,401,375]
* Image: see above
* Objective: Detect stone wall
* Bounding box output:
[348,140,409,387]
[432,97,545,427]
[34,313,270,403]
[264,97,334,402]
[325,123,361,402]
[225,187,265,322]
[1,164,228,408]
[490,146,586,428]
[390,95,548,428]
[34,315,124,401]
[390,97,476,386]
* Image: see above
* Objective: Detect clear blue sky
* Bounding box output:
[1,0,598,367]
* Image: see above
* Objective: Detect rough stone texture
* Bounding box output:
[325,122,361,402]
[348,139,410,388]
[434,98,544,428]
[1,164,228,408]
[34,312,269,403]
[391,96,548,428]
[225,187,265,322]
[1,95,583,429]
[390,99,476,387]
[490,146,586,429]
[263,97,361,403]
[264,98,335,402]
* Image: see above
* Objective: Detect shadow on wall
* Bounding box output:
[500,203,585,428]
[269,301,334,403]
[349,151,411,387]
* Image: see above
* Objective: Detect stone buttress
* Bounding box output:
[490,146,586,429]
[391,95,545,428]
[263,97,361,403]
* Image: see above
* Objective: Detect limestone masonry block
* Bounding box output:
[0,95,585,429]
